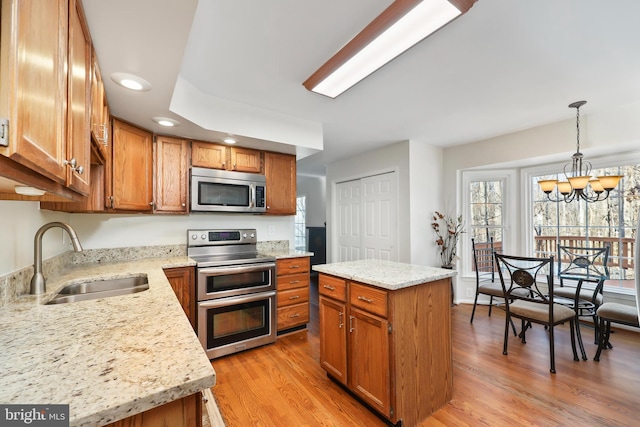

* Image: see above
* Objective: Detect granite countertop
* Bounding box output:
[259,249,314,259]
[0,256,216,427]
[312,259,456,290]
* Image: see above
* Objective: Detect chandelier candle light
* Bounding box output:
[538,101,622,203]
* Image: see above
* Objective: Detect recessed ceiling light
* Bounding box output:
[152,117,180,127]
[111,72,152,92]
[223,137,237,144]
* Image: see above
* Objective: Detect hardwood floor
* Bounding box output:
[209,295,640,426]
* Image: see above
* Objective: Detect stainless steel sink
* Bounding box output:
[46,274,149,305]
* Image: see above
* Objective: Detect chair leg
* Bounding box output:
[470,290,480,323]
[519,319,527,343]
[592,314,599,345]
[569,319,579,362]
[488,296,494,317]
[503,315,510,355]
[549,324,556,374]
[594,317,608,362]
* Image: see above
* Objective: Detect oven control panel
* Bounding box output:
[187,229,257,246]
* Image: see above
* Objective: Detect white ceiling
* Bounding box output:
[82,0,640,177]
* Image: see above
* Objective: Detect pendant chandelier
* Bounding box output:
[538,101,622,203]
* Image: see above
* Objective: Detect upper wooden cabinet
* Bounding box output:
[90,47,109,161]
[111,118,153,211]
[264,151,296,215]
[191,141,262,173]
[0,0,92,198]
[230,146,261,173]
[154,135,189,214]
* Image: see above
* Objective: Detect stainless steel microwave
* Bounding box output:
[191,167,266,213]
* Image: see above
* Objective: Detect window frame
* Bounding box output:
[461,169,518,279]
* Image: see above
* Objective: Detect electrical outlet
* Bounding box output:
[268,226,275,236]
[465,288,473,298]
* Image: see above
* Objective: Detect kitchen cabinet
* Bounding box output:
[90,47,109,162]
[276,257,310,333]
[110,118,153,211]
[0,0,92,200]
[164,266,196,330]
[154,136,189,214]
[191,141,262,173]
[318,273,452,426]
[264,151,296,215]
[103,392,201,427]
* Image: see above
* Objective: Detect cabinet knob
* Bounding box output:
[182,203,186,207]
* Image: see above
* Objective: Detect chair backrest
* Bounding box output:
[472,238,497,282]
[495,253,555,304]
[558,245,610,283]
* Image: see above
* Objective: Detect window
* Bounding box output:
[294,196,306,251]
[463,170,515,277]
[531,163,640,293]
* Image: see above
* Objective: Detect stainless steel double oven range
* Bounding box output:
[187,229,276,359]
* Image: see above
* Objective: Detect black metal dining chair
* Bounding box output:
[470,237,501,323]
[495,253,580,374]
[556,245,610,344]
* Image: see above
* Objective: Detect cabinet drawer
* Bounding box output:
[319,274,347,302]
[277,272,309,291]
[278,287,310,308]
[277,257,310,274]
[278,303,310,330]
[350,282,388,318]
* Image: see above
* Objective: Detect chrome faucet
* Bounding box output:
[30,222,83,295]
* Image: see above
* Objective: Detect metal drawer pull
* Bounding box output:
[289,295,300,300]
[323,285,335,291]
[289,313,300,318]
[358,296,373,303]
[339,312,343,328]
[289,280,300,284]
[349,315,354,333]
[289,265,300,269]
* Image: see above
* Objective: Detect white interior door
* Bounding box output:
[362,173,397,260]
[337,179,361,261]
[336,172,397,262]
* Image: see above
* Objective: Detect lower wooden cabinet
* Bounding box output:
[164,266,196,330]
[103,392,201,427]
[318,273,452,426]
[276,257,310,333]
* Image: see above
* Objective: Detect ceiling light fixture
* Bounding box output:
[302,0,477,98]
[152,117,180,127]
[111,72,152,92]
[538,101,622,203]
[223,137,237,144]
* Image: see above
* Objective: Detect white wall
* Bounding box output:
[0,201,294,277]
[297,175,326,227]
[325,140,443,265]
[443,101,640,304]
[0,201,71,275]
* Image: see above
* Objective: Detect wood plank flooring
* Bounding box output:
[209,286,640,426]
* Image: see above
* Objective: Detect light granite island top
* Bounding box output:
[312,259,456,290]
[0,256,215,427]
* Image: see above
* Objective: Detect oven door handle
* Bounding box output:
[198,290,276,308]
[198,262,276,276]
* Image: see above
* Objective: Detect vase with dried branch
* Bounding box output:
[431,211,465,268]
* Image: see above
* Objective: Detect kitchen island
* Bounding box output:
[0,256,215,427]
[313,259,455,427]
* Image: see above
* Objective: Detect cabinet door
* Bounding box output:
[264,152,296,215]
[66,0,91,195]
[112,119,153,211]
[164,267,196,330]
[191,141,227,169]
[349,306,391,417]
[230,147,261,173]
[154,136,189,213]
[319,296,347,385]
[1,0,68,184]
